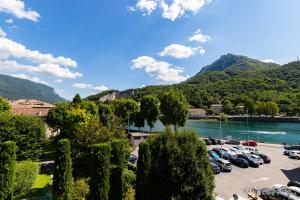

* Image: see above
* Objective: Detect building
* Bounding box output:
[211,104,223,113]
[9,99,55,117]
[99,92,117,102]
[129,132,154,146]
[188,108,206,118]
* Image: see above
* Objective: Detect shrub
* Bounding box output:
[14,161,39,197]
[72,178,89,200]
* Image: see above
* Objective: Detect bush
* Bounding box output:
[72,178,89,200]
[14,161,39,197]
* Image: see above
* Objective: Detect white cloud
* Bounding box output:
[189,29,211,43]
[11,73,48,85]
[131,56,189,84]
[54,79,63,83]
[159,44,205,58]
[5,18,13,24]
[55,89,64,95]
[133,0,212,21]
[0,27,6,37]
[0,37,77,67]
[0,0,40,22]
[136,0,157,15]
[73,83,109,92]
[261,59,276,63]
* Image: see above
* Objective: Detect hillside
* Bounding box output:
[87,54,300,115]
[0,74,65,103]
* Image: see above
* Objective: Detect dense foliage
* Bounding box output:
[0,74,65,103]
[90,143,111,200]
[137,129,214,200]
[0,113,46,160]
[0,141,16,200]
[52,139,73,200]
[140,95,160,132]
[0,96,11,112]
[14,161,39,197]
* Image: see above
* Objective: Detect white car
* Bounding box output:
[250,155,263,165]
[221,148,236,157]
[233,146,250,155]
[289,186,300,197]
[245,147,259,154]
[290,151,300,159]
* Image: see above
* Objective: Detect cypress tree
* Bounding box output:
[90,143,111,200]
[0,141,16,200]
[52,139,73,200]
[136,141,151,200]
[109,140,125,200]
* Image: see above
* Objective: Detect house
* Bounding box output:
[188,108,206,118]
[9,99,55,117]
[129,132,153,146]
[211,104,223,113]
[99,92,117,102]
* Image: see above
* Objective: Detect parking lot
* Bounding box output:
[208,143,300,199]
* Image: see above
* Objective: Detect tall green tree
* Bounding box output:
[109,140,125,200]
[0,96,11,112]
[265,101,279,117]
[98,103,114,127]
[222,99,234,114]
[72,93,82,105]
[141,95,160,132]
[90,143,111,200]
[133,111,145,131]
[0,141,16,200]
[52,139,73,200]
[136,142,151,200]
[159,90,189,131]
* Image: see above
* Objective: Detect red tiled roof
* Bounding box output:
[9,99,55,117]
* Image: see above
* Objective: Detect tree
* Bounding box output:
[0,96,11,112]
[159,90,189,131]
[0,141,16,200]
[90,143,111,200]
[255,101,267,116]
[136,142,151,200]
[73,93,82,105]
[133,111,145,131]
[109,140,125,200]
[222,100,234,114]
[98,103,114,127]
[0,113,46,160]
[265,101,279,117]
[141,95,160,132]
[52,139,73,200]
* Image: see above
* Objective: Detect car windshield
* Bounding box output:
[211,151,220,158]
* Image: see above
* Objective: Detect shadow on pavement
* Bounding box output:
[281,167,300,181]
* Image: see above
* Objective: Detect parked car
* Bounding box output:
[210,162,221,174]
[242,140,258,147]
[288,181,300,188]
[205,138,212,145]
[225,139,240,145]
[221,148,237,157]
[288,186,300,197]
[208,150,220,159]
[212,148,231,160]
[260,188,299,200]
[245,147,259,154]
[237,154,259,168]
[290,151,300,159]
[128,154,137,164]
[229,156,249,168]
[232,146,250,155]
[255,153,271,164]
[217,139,225,145]
[215,158,232,172]
[250,154,264,165]
[209,137,218,145]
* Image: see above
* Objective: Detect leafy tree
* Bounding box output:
[0,96,11,112]
[90,143,111,200]
[141,95,160,132]
[244,98,256,115]
[0,141,16,200]
[52,139,73,200]
[133,111,145,131]
[0,113,46,160]
[113,99,139,130]
[98,103,114,127]
[136,142,151,200]
[109,140,125,200]
[81,101,98,116]
[255,101,267,116]
[222,99,234,114]
[159,90,189,131]
[265,101,279,117]
[73,93,82,105]
[14,161,39,197]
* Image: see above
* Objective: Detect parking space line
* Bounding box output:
[250,177,270,183]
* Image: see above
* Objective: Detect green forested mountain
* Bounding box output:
[87,54,300,115]
[0,74,65,103]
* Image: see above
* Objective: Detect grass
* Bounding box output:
[20,174,52,200]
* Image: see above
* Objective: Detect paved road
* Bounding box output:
[211,144,300,199]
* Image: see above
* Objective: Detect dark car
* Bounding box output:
[212,148,230,160]
[225,140,240,145]
[237,154,259,168]
[208,150,220,159]
[210,162,221,174]
[205,138,212,145]
[209,137,218,145]
[260,188,299,200]
[230,156,249,168]
[288,181,300,188]
[255,153,271,164]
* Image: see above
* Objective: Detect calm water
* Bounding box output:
[132,120,300,145]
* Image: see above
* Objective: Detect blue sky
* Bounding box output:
[0,0,300,99]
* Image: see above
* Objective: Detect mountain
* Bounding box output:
[87,54,300,115]
[0,74,65,103]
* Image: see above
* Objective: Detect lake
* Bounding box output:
[132,120,300,145]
